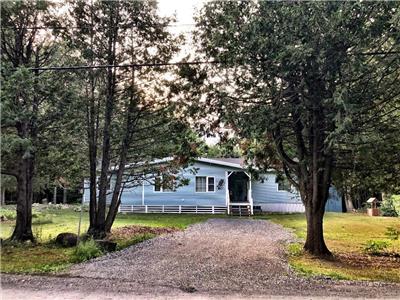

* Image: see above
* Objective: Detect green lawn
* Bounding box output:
[258,213,400,282]
[0,207,224,274]
[0,208,222,242]
[2,208,400,282]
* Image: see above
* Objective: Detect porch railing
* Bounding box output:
[118,205,227,214]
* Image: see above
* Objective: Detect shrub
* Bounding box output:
[32,214,53,225]
[0,207,16,220]
[392,195,400,215]
[381,195,399,217]
[363,240,390,255]
[71,239,103,263]
[385,226,400,240]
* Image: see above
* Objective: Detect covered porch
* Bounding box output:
[225,171,254,215]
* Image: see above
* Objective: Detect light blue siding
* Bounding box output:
[252,173,301,204]
[83,160,342,213]
[325,187,343,212]
[119,162,242,206]
[252,174,342,212]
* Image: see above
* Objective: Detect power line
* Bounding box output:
[26,49,400,72]
[1,24,197,31]
[28,59,223,71]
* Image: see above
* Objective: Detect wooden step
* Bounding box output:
[230,205,251,216]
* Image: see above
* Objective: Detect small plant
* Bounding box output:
[287,243,303,257]
[385,226,399,240]
[116,233,155,250]
[32,214,53,225]
[71,239,103,263]
[363,240,390,255]
[0,207,16,220]
[33,226,43,242]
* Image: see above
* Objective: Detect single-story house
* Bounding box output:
[83,157,342,215]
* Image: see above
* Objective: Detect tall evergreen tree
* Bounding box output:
[177,1,399,255]
[1,1,79,241]
[68,0,190,238]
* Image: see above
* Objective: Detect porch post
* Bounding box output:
[225,171,230,215]
[141,175,145,206]
[249,174,254,215]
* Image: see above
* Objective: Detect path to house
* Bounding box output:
[2,219,400,299]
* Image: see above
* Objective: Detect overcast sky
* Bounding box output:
[158,1,218,146]
[158,0,203,27]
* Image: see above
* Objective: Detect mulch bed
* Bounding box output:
[109,225,179,240]
[323,252,400,269]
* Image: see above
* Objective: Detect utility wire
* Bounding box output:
[26,50,400,72]
[1,24,197,31]
[28,59,224,71]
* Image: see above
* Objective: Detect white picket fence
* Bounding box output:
[259,202,305,213]
[118,205,227,214]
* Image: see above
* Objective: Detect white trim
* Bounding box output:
[227,171,254,215]
[142,178,145,205]
[113,156,277,173]
[207,176,216,192]
[119,204,227,214]
[196,157,243,169]
[194,176,216,193]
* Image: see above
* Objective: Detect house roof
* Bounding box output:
[196,157,244,169]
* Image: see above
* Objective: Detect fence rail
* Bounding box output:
[118,205,227,214]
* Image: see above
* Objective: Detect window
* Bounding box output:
[154,175,175,192]
[275,175,291,192]
[207,177,215,192]
[196,176,206,192]
[196,176,215,192]
[154,176,162,192]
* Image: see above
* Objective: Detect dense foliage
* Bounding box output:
[176,1,400,255]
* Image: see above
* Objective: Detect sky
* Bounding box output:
[157,1,220,146]
[157,0,204,27]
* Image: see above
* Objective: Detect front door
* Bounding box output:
[228,172,248,202]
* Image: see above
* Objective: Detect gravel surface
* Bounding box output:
[2,218,400,299]
[68,218,295,292]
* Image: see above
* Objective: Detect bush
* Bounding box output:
[0,207,16,220]
[32,214,53,225]
[71,239,103,263]
[381,195,400,217]
[363,240,390,255]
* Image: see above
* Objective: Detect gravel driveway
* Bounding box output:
[3,218,400,299]
[68,218,294,292]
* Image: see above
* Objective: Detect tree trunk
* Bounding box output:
[304,204,331,256]
[90,5,119,239]
[104,68,136,233]
[1,187,5,206]
[53,186,57,204]
[10,159,35,242]
[344,186,355,212]
[63,187,67,204]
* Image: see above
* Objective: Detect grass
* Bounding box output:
[1,243,74,273]
[258,213,400,282]
[2,207,399,282]
[0,206,224,274]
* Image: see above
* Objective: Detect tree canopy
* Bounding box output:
[175,1,400,255]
